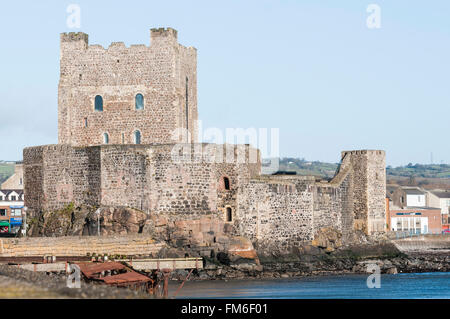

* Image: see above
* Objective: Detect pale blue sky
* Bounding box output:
[1,0,449,166]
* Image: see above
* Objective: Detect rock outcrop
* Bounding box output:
[311,227,343,252]
[28,205,147,237]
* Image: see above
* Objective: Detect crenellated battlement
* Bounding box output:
[60,28,194,53]
[341,150,385,159]
[60,32,89,43]
[151,27,178,40]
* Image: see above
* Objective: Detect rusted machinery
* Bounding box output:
[75,259,202,298]
[75,262,155,294]
[1,256,203,298]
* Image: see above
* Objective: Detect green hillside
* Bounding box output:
[278,158,450,179]
[386,163,450,179]
[278,158,338,178]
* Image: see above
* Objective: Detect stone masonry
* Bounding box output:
[59,28,197,146]
[24,28,387,254]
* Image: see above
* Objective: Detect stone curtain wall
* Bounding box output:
[236,176,315,252]
[24,145,386,246]
[23,147,44,216]
[24,143,259,218]
[233,150,386,251]
[58,29,197,146]
[100,145,149,211]
[23,145,101,215]
[366,151,386,234]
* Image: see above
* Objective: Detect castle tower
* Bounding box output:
[58,28,197,146]
[342,150,387,235]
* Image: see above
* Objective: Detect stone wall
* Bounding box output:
[23,144,386,252]
[341,150,386,235]
[23,145,101,215]
[58,28,197,147]
[24,143,260,218]
[25,27,387,253]
[236,176,315,252]
[0,235,165,257]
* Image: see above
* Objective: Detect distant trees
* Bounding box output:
[278,158,450,179]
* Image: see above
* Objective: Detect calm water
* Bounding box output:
[170,272,450,299]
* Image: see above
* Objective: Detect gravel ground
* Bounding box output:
[0,265,153,299]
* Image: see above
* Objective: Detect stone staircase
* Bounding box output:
[0,235,167,257]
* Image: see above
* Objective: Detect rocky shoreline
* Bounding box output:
[0,249,447,298]
[171,249,450,282]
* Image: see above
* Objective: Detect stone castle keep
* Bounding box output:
[23,28,387,252]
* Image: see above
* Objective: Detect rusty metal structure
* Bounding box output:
[76,262,154,293]
[0,256,203,298]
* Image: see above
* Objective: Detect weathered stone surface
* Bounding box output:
[29,205,148,237]
[228,237,259,263]
[311,227,343,252]
[23,27,387,256]
[59,28,197,147]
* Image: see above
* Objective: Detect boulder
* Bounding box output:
[227,237,260,266]
[312,227,343,251]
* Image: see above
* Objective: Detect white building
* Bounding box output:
[403,188,426,207]
[427,190,450,228]
[427,191,450,215]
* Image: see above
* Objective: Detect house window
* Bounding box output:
[122,133,125,144]
[11,196,17,201]
[103,133,109,144]
[135,94,144,110]
[0,196,3,201]
[134,130,141,144]
[223,177,230,190]
[94,95,103,112]
[84,118,88,127]
[226,207,232,222]
[12,209,21,217]
[19,178,23,185]
[0,209,6,217]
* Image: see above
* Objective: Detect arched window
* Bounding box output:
[223,177,230,190]
[226,207,232,222]
[135,93,144,110]
[95,95,103,111]
[103,133,109,144]
[134,130,141,144]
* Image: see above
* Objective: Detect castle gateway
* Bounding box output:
[23,28,386,250]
